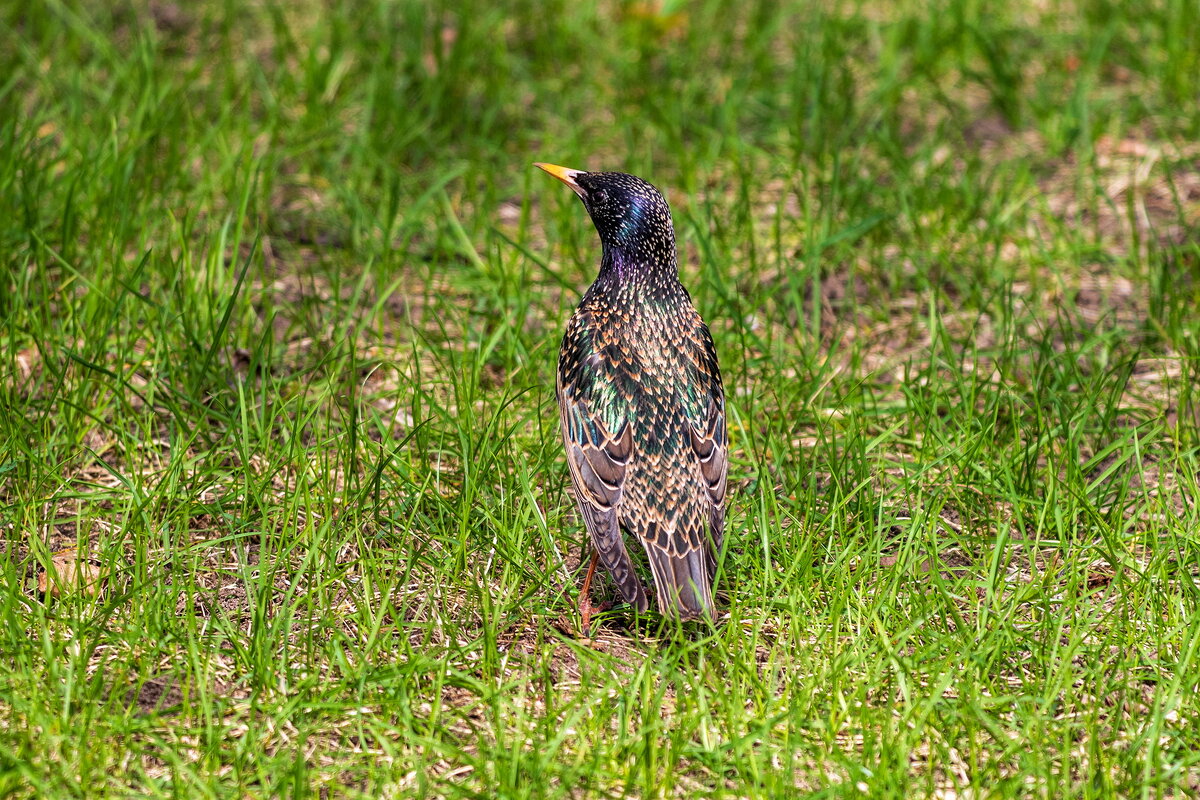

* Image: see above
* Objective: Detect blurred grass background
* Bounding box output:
[2,0,1199,796]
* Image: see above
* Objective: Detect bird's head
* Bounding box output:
[535,163,676,266]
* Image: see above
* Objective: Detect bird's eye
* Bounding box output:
[591,188,608,204]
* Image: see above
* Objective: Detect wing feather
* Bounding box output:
[689,327,728,580]
[558,366,648,611]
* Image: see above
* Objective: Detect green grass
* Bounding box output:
[3,0,1200,796]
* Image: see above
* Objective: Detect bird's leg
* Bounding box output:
[578,547,600,634]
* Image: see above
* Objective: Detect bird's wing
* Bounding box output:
[687,323,728,578]
[558,333,649,611]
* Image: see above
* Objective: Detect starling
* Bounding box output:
[535,163,728,622]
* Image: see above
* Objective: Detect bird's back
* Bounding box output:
[559,276,726,618]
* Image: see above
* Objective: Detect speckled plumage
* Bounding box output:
[536,164,728,620]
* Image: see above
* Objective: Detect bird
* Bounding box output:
[535,162,728,624]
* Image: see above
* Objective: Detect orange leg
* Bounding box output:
[578,547,600,633]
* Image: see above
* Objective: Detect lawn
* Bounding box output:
[2,0,1199,797]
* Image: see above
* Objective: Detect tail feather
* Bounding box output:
[642,521,714,620]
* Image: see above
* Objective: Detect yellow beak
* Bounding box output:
[534,162,587,198]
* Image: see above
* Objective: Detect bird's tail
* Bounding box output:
[642,520,714,620]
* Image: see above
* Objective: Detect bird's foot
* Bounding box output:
[579,594,593,635]
[578,596,614,638]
